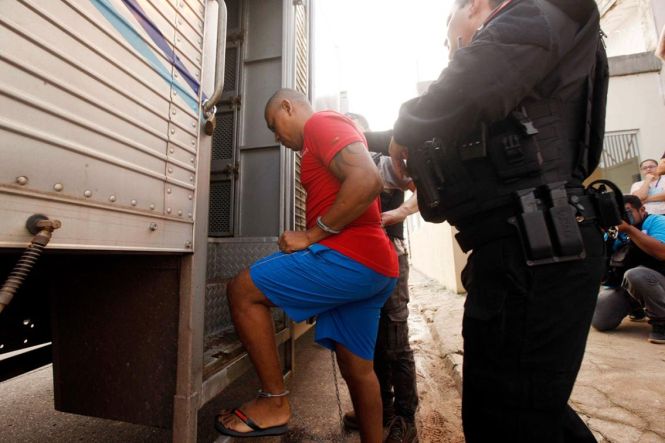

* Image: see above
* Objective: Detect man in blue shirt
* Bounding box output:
[593,195,665,343]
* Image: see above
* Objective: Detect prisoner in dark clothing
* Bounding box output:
[343,118,420,443]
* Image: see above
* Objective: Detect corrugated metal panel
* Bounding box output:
[293,1,308,231]
[0,0,208,251]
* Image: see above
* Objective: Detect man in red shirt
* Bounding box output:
[215,88,399,442]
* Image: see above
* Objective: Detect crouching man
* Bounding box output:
[592,195,665,344]
[215,88,399,442]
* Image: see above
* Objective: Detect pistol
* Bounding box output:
[408,144,441,209]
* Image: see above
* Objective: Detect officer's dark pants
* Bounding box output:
[374,253,419,422]
[461,223,605,443]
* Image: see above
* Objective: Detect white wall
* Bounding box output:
[605,72,665,160]
[406,215,467,294]
[652,0,665,97]
[654,0,665,31]
[602,0,659,57]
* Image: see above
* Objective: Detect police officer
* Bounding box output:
[389,0,608,442]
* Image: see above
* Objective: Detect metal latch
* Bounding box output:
[226,30,244,44]
[223,162,239,178]
[219,95,242,109]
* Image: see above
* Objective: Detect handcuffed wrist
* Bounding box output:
[316,216,342,235]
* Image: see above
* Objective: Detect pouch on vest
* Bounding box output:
[509,183,585,266]
[487,110,543,183]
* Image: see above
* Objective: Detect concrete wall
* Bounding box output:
[605,71,665,161]
[601,0,665,106]
[406,214,467,294]
[652,0,665,33]
[602,0,659,57]
[598,0,665,189]
[651,1,665,98]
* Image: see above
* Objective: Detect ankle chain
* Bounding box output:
[257,389,290,398]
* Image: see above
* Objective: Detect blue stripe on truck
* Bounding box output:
[120,0,204,100]
[90,0,200,114]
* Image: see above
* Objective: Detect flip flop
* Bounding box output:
[214,408,289,438]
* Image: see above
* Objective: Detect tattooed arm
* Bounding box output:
[278,142,383,252]
[322,142,384,229]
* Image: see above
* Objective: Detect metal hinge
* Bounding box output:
[227,30,244,44]
[223,162,239,179]
[219,95,242,109]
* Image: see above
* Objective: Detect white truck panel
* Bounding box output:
[0,189,193,251]
[0,0,212,251]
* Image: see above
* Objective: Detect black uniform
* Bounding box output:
[393,1,607,441]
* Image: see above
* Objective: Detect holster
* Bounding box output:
[408,138,476,224]
[584,180,624,229]
[409,109,546,225]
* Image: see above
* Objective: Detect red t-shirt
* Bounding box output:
[301,111,399,278]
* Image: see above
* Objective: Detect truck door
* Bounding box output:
[202,0,310,397]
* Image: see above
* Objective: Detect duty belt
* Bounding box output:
[455,184,598,266]
[455,207,520,253]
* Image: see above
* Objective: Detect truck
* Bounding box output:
[0,0,312,441]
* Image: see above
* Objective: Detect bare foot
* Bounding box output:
[218,396,291,433]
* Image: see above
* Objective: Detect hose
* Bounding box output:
[0,215,61,314]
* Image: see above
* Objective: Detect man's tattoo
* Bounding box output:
[331,143,367,172]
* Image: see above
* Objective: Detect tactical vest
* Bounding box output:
[412,4,609,228]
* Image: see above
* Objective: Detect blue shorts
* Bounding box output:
[249,244,397,360]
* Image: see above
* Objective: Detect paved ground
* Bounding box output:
[412,270,665,443]
[1,329,359,443]
[6,269,659,443]
[0,277,464,443]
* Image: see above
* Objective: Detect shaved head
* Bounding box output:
[264,88,314,151]
[448,0,502,57]
[265,88,311,114]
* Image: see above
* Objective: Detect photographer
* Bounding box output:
[592,195,665,344]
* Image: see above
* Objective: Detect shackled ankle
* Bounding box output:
[257,389,290,398]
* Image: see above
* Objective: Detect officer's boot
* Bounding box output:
[384,416,418,443]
